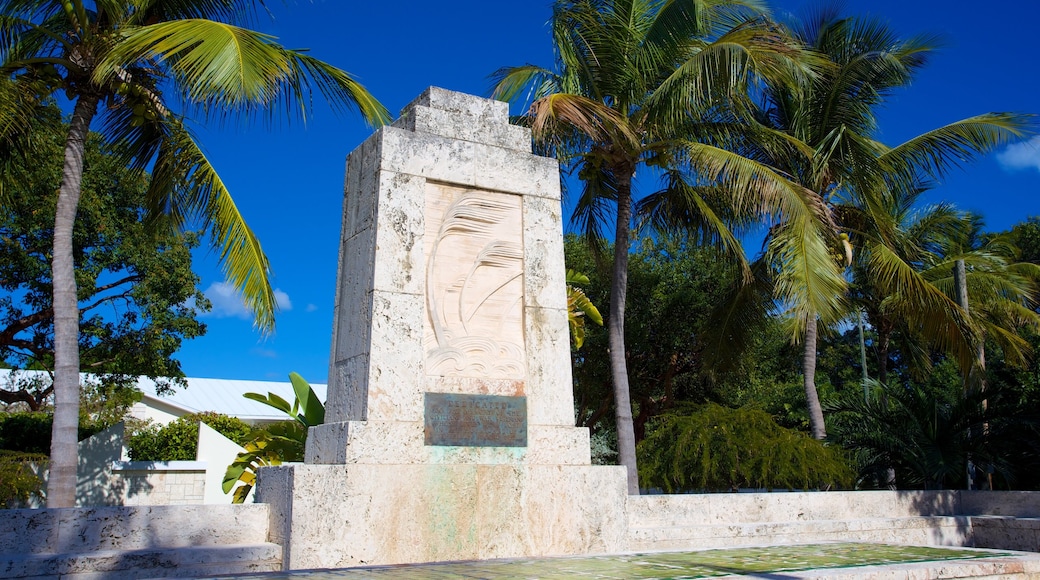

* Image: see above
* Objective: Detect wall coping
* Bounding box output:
[111,460,207,472]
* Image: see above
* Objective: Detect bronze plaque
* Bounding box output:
[424,393,527,447]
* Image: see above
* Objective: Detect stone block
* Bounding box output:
[972,516,1040,552]
[380,127,476,184]
[475,143,561,198]
[325,354,370,423]
[256,463,627,570]
[367,291,425,421]
[962,491,1040,517]
[0,509,58,555]
[522,195,568,311]
[523,307,575,426]
[371,171,426,295]
[395,104,531,151]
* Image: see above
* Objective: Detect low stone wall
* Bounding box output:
[0,504,280,578]
[111,461,207,506]
[626,490,1040,553]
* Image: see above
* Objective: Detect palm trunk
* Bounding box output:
[46,94,99,508]
[803,315,826,439]
[877,322,891,387]
[609,168,638,494]
[858,309,869,400]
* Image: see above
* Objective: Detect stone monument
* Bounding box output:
[258,88,628,570]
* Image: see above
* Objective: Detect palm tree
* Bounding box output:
[746,8,1031,438]
[919,216,1040,381]
[0,0,389,507]
[492,0,840,493]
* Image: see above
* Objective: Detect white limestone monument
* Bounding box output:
[258,88,628,570]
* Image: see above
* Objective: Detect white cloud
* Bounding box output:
[305,303,319,313]
[251,347,279,359]
[203,282,251,319]
[275,289,292,311]
[203,282,293,319]
[997,136,1040,172]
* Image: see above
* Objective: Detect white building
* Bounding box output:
[0,370,327,506]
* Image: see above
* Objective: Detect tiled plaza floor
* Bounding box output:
[220,543,1021,579]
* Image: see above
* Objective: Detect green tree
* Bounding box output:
[0,0,389,506]
[1009,218,1040,265]
[0,107,207,412]
[566,234,795,441]
[732,9,1031,438]
[494,0,832,493]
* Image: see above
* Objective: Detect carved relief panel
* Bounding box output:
[423,183,526,379]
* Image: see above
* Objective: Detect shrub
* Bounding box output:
[0,451,47,508]
[637,403,854,492]
[0,412,103,454]
[127,412,252,461]
[0,413,53,454]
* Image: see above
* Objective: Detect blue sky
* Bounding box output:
[175,0,1040,383]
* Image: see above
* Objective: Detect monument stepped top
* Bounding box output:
[390,86,530,151]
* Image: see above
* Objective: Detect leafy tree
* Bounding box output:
[1009,218,1040,266]
[567,234,799,440]
[0,107,207,412]
[494,0,825,492]
[913,217,1040,389]
[0,0,389,506]
[638,403,853,492]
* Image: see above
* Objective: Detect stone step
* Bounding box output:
[0,543,282,579]
[627,516,973,551]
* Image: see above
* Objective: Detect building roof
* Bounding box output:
[137,376,329,423]
[0,369,328,423]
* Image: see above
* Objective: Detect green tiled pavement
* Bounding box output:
[223,543,1012,579]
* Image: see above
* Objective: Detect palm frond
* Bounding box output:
[145,117,276,332]
[880,114,1034,186]
[94,19,389,125]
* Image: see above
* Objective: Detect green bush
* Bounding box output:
[0,451,47,508]
[637,403,854,492]
[0,413,53,454]
[127,412,252,461]
[0,412,103,454]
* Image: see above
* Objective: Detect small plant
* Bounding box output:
[223,372,324,503]
[566,269,603,349]
[0,451,47,508]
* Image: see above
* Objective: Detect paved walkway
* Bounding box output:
[217,543,1040,579]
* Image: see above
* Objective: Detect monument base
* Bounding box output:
[305,420,593,466]
[256,463,628,570]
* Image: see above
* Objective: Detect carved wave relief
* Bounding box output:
[424,186,526,379]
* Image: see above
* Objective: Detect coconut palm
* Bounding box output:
[492,0,841,493]
[742,8,1031,438]
[912,216,1040,382]
[0,0,389,507]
